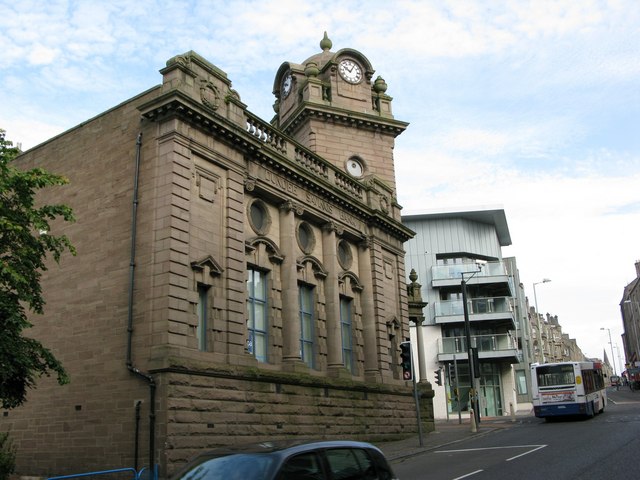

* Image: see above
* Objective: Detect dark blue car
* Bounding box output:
[170,439,398,480]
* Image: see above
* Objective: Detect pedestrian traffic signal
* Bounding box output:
[434,369,442,386]
[399,341,413,381]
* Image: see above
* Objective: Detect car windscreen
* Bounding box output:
[174,453,275,480]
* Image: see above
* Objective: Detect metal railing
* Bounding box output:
[434,296,512,317]
[438,333,517,355]
[431,261,508,282]
[47,466,157,480]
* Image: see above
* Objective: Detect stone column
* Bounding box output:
[359,236,380,382]
[280,201,303,366]
[323,221,344,373]
[407,269,428,382]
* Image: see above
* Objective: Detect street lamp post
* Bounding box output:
[533,279,551,363]
[614,344,623,377]
[600,327,616,376]
[461,261,485,428]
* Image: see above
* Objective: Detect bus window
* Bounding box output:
[536,364,575,387]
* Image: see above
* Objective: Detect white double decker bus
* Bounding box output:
[531,361,607,419]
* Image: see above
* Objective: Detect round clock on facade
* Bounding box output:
[338,59,363,84]
[346,158,364,177]
[281,73,293,98]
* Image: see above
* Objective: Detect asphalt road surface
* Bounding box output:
[392,387,640,479]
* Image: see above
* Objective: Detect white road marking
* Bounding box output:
[506,444,547,461]
[452,470,484,479]
[437,445,548,480]
[436,445,546,455]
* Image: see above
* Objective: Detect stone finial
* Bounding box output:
[373,76,388,94]
[409,268,418,283]
[320,31,332,51]
[407,269,427,324]
[305,61,320,77]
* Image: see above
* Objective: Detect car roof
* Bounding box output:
[190,439,382,457]
[170,440,392,480]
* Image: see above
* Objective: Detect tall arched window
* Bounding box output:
[340,296,354,373]
[299,284,315,368]
[247,268,268,362]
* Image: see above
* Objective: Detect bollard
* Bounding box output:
[470,408,477,433]
[510,402,516,422]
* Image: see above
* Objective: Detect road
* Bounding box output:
[392,387,640,479]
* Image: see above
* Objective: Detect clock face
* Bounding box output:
[282,73,293,98]
[346,158,364,177]
[338,59,363,84]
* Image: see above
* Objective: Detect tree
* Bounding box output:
[0,129,76,409]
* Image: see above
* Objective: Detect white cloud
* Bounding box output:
[27,44,59,65]
[0,117,67,151]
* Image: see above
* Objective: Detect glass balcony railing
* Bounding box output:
[438,333,518,355]
[432,261,508,282]
[434,296,513,318]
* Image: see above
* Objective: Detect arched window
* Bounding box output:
[247,268,268,362]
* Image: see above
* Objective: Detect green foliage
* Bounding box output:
[0,431,16,480]
[0,129,76,409]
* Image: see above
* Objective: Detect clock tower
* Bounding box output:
[272,32,408,192]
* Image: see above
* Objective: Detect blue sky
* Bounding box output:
[1,0,639,365]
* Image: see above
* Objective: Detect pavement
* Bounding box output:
[377,410,533,462]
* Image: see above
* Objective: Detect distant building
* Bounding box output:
[402,208,526,419]
[620,261,640,369]
[529,311,586,363]
[2,36,429,477]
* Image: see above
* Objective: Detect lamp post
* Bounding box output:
[600,327,616,376]
[533,279,551,363]
[461,261,485,428]
[614,344,623,377]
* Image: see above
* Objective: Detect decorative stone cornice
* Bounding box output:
[281,104,408,139]
[139,91,413,243]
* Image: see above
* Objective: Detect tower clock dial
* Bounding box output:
[281,73,293,98]
[338,59,363,84]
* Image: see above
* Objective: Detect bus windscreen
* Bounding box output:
[536,364,575,387]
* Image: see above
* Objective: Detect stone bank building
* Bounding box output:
[3,35,432,476]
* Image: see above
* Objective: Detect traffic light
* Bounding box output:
[434,369,442,386]
[399,341,413,381]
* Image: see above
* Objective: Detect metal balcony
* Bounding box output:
[431,261,514,296]
[436,333,519,363]
[433,296,515,329]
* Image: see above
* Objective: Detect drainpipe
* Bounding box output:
[134,399,142,470]
[126,132,156,473]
